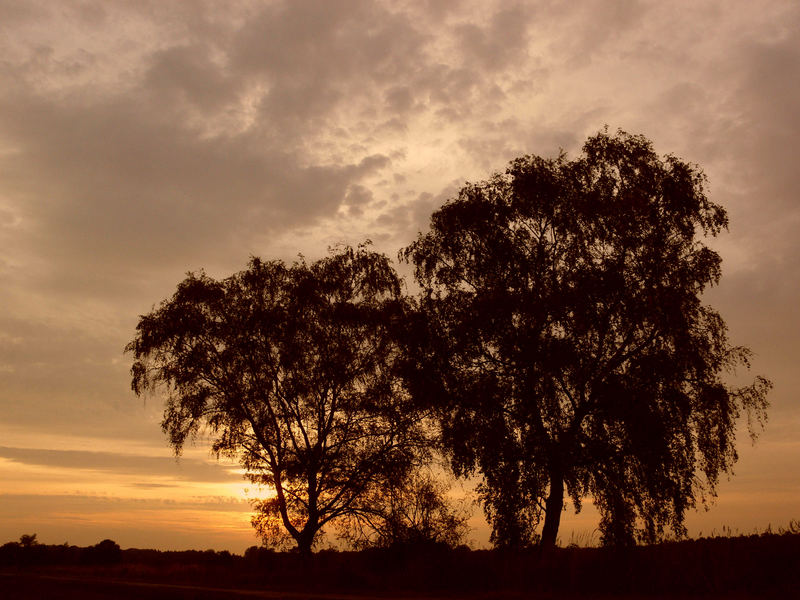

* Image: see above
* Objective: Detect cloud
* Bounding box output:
[456,4,532,71]
[0,2,424,308]
[0,90,392,273]
[0,446,242,483]
[0,492,250,513]
[128,482,177,489]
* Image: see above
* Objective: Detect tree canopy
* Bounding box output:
[335,468,471,550]
[127,244,426,555]
[402,130,771,547]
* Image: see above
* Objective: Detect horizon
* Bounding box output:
[1,0,798,554]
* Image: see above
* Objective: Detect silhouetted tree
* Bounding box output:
[403,130,771,547]
[84,539,122,565]
[336,469,471,549]
[128,244,425,556]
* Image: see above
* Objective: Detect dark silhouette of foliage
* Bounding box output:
[402,130,771,548]
[335,469,471,549]
[0,536,125,568]
[127,243,425,555]
[2,528,800,597]
[84,539,122,565]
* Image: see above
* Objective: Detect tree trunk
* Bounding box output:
[540,469,563,547]
[295,521,317,558]
[297,537,313,558]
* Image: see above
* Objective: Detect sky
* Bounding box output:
[0,0,798,553]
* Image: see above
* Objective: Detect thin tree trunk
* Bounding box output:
[540,469,563,547]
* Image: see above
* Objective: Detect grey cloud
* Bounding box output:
[421,65,485,116]
[457,122,581,175]
[0,2,448,306]
[373,117,408,136]
[456,4,532,71]
[232,0,430,133]
[735,37,800,217]
[0,0,550,307]
[232,0,428,83]
[546,0,649,68]
[373,183,461,246]
[634,7,800,431]
[0,446,242,483]
[0,91,392,288]
[144,44,240,113]
[343,184,374,218]
[226,0,537,140]
[0,0,41,25]
[686,15,800,303]
[384,86,415,115]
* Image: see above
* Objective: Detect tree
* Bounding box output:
[402,130,771,547]
[334,468,472,550]
[85,539,122,565]
[127,244,424,555]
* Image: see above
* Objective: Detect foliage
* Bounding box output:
[85,539,122,565]
[335,468,472,549]
[127,243,425,554]
[0,537,123,567]
[402,130,771,547]
[3,531,800,596]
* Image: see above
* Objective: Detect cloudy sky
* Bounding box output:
[1,0,798,552]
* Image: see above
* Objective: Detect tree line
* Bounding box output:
[127,130,770,555]
[5,530,799,596]
[1,535,122,566]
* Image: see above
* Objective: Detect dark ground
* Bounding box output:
[1,572,405,600]
[2,531,798,599]
[0,572,782,600]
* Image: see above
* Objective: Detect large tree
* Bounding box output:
[403,130,771,547]
[127,244,424,555]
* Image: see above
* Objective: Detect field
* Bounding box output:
[2,531,799,599]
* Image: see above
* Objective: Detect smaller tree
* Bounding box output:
[335,469,472,550]
[128,243,425,555]
[85,539,122,565]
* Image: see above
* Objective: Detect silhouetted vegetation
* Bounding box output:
[402,129,771,548]
[0,535,121,567]
[127,244,434,555]
[2,528,799,597]
[335,468,472,549]
[125,130,771,557]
